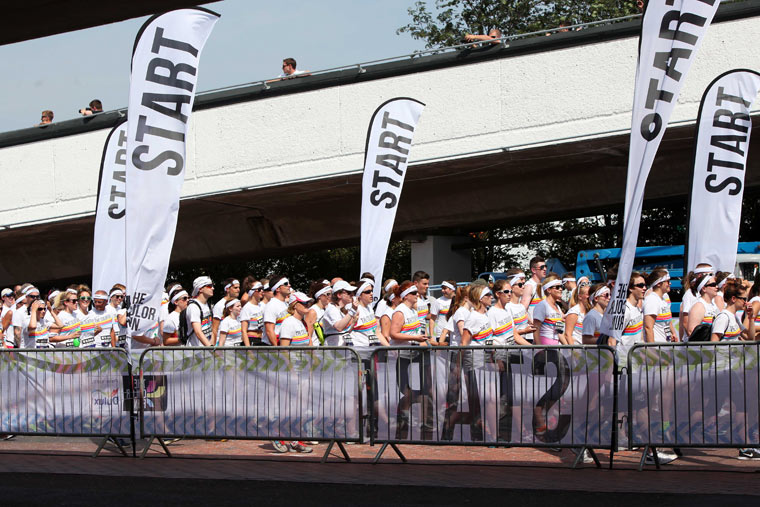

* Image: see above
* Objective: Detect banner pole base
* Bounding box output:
[320,440,352,464]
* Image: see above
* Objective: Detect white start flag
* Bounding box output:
[360,98,425,302]
[125,8,219,341]
[601,0,720,338]
[686,69,760,273]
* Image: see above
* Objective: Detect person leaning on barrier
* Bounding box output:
[304,280,331,346]
[90,290,116,347]
[489,279,531,347]
[504,269,531,342]
[79,99,103,116]
[24,298,56,349]
[212,277,240,344]
[680,263,713,340]
[609,272,647,367]
[107,285,128,348]
[352,279,388,347]
[74,285,99,348]
[389,281,428,346]
[217,299,243,347]
[463,28,502,46]
[11,283,34,347]
[38,109,54,126]
[240,281,265,346]
[532,273,566,345]
[642,268,677,343]
[185,276,214,346]
[263,275,292,346]
[686,273,719,338]
[564,281,590,346]
[583,284,609,345]
[51,289,82,347]
[279,292,313,346]
[710,279,755,342]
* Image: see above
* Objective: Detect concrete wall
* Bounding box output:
[1,16,759,229]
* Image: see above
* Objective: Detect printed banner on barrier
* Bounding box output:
[139,348,361,440]
[0,350,132,436]
[360,98,425,302]
[602,0,721,338]
[92,119,128,294]
[629,344,760,446]
[125,8,219,339]
[372,347,616,446]
[686,69,760,273]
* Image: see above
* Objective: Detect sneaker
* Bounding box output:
[1,434,15,441]
[307,441,319,445]
[738,448,760,460]
[572,448,594,464]
[645,450,678,465]
[289,441,313,453]
[272,440,290,453]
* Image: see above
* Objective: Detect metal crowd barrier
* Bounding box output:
[628,341,760,470]
[367,345,618,468]
[0,347,135,457]
[137,346,363,462]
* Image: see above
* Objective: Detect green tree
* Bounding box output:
[398,0,641,48]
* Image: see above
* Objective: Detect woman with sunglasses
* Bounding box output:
[583,284,610,345]
[240,281,265,346]
[615,272,647,365]
[438,285,471,347]
[643,267,677,343]
[564,283,591,345]
[304,280,331,345]
[352,280,388,347]
[74,285,99,348]
[24,298,59,348]
[505,269,533,343]
[218,299,243,346]
[686,273,719,337]
[710,279,755,341]
[108,285,128,348]
[532,273,567,345]
[378,286,401,345]
[50,290,82,348]
[322,280,359,346]
[489,280,531,347]
[90,290,116,347]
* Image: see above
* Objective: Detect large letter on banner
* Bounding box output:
[686,69,760,273]
[360,98,425,301]
[602,0,720,338]
[93,119,128,294]
[125,9,219,340]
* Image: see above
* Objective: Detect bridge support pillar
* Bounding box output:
[411,235,471,283]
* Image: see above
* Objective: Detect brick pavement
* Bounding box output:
[0,437,757,497]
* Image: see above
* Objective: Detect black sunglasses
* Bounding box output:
[632,283,647,289]
[704,282,718,288]
[514,282,525,288]
[361,290,373,295]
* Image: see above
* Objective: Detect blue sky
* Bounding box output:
[0,0,426,133]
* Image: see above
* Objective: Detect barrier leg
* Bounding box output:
[373,442,407,464]
[139,436,172,459]
[609,447,615,470]
[92,436,127,458]
[571,447,601,469]
[320,440,351,464]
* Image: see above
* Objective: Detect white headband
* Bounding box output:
[694,266,714,275]
[66,288,77,295]
[718,274,735,289]
[110,289,124,297]
[225,298,240,309]
[400,286,418,299]
[22,285,38,295]
[167,283,182,295]
[47,290,60,302]
[384,280,398,292]
[441,281,456,291]
[360,277,373,284]
[357,281,373,295]
[650,271,670,288]
[93,292,109,301]
[271,278,289,292]
[591,286,610,304]
[315,286,332,298]
[15,296,25,305]
[224,279,240,292]
[543,279,562,291]
[697,275,714,294]
[577,276,590,286]
[171,290,188,303]
[480,287,492,299]
[388,294,396,302]
[322,280,330,285]
[562,277,576,284]
[508,273,526,285]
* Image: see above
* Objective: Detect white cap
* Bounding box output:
[289,291,313,304]
[333,280,357,293]
[192,276,213,296]
[1,288,12,297]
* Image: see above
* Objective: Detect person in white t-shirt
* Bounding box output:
[240,281,265,346]
[90,290,116,347]
[51,291,82,348]
[24,299,57,349]
[186,276,214,346]
[643,267,677,343]
[304,280,331,346]
[212,278,240,344]
[0,288,15,347]
[163,288,188,346]
[378,290,401,345]
[412,271,431,337]
[108,285,128,348]
[218,299,243,347]
[322,280,359,346]
[430,280,456,342]
[505,269,533,342]
[583,284,610,345]
[263,275,292,346]
[564,282,590,345]
[439,286,471,347]
[352,280,386,347]
[375,279,397,319]
[711,280,755,342]
[748,282,760,341]
[520,256,546,326]
[686,274,720,337]
[276,57,310,79]
[279,292,313,346]
[74,286,101,348]
[679,264,713,340]
[532,274,566,346]
[614,272,646,367]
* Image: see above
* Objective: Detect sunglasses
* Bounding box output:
[178,296,189,301]
[513,282,525,288]
[79,296,92,301]
[632,283,647,289]
[252,288,263,292]
[28,295,40,300]
[282,282,291,286]
[498,290,512,295]
[735,295,747,301]
[113,295,124,299]
[536,265,547,270]
[704,282,718,288]
[361,290,373,295]
[599,293,611,299]
[66,299,77,303]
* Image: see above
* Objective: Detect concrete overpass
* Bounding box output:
[1,1,760,285]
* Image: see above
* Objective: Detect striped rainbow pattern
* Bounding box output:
[471,327,493,343]
[402,320,422,333]
[512,312,528,326]
[723,327,741,340]
[655,310,671,323]
[493,320,513,338]
[290,332,310,346]
[353,318,378,334]
[59,321,81,336]
[622,320,643,336]
[702,315,714,325]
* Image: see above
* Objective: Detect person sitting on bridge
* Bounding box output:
[464,28,502,45]
[278,58,310,79]
[38,110,54,126]
[80,99,103,116]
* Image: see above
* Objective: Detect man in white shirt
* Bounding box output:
[263,275,291,346]
[277,57,310,79]
[430,280,455,341]
[186,276,214,347]
[212,278,240,343]
[413,271,431,337]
